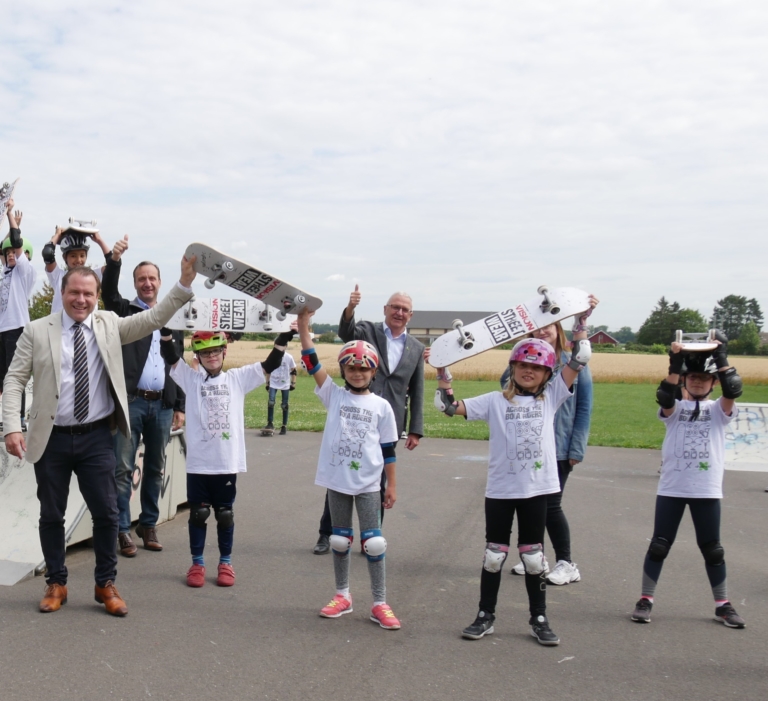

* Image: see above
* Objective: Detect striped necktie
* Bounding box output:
[73,322,89,423]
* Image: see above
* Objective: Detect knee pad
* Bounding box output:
[268,399,276,408]
[519,543,547,575]
[482,543,509,573]
[648,536,671,562]
[281,401,289,411]
[700,540,724,566]
[214,506,234,530]
[330,527,354,556]
[361,529,387,562]
[189,504,211,529]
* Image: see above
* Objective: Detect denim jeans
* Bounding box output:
[114,396,174,533]
[267,387,290,425]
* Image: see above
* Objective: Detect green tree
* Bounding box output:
[711,295,763,339]
[29,282,54,320]
[636,297,707,345]
[738,321,761,355]
[612,326,635,343]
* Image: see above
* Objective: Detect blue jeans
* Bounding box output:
[114,396,174,533]
[267,387,290,425]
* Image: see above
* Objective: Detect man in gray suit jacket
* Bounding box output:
[313,285,425,554]
[3,256,196,616]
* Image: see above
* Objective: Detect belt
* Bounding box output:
[134,389,163,401]
[52,418,111,435]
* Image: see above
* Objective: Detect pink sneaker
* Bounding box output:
[186,564,205,588]
[319,594,353,618]
[216,563,235,587]
[370,603,401,630]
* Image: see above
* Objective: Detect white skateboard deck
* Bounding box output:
[165,297,294,333]
[676,329,718,352]
[0,178,20,230]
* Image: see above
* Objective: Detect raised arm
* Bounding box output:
[561,293,599,389]
[434,366,467,417]
[298,308,327,387]
[42,226,63,273]
[100,238,132,316]
[338,285,362,342]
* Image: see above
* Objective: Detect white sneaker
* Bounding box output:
[546,560,581,585]
[510,559,550,576]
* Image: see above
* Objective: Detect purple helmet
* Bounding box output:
[509,338,556,370]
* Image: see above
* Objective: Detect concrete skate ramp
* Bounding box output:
[0,430,188,586]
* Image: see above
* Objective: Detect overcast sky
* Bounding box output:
[2,1,766,330]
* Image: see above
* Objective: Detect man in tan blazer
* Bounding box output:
[2,255,196,616]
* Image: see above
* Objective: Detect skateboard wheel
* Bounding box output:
[223,261,234,272]
[452,319,463,330]
[294,294,306,306]
[204,278,216,290]
[549,303,561,315]
[462,340,474,350]
[276,311,287,322]
[707,329,716,342]
[263,325,273,332]
[537,285,549,296]
[675,330,682,343]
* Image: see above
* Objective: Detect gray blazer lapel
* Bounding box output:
[48,314,63,392]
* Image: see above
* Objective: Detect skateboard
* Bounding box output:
[165,297,293,333]
[62,217,99,235]
[261,426,275,437]
[0,178,20,227]
[676,329,718,352]
[185,243,322,320]
[427,286,591,368]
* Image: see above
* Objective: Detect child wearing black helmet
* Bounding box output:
[631,334,745,628]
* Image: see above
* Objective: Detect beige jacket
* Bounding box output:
[2,283,193,464]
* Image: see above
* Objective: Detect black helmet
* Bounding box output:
[60,233,90,256]
[681,353,717,375]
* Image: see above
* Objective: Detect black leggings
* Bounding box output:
[0,326,25,418]
[641,495,726,600]
[546,460,573,562]
[480,495,548,617]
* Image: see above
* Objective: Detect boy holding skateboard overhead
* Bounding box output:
[159,325,296,587]
[630,335,746,628]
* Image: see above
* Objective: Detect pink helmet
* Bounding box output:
[338,340,379,369]
[509,338,556,370]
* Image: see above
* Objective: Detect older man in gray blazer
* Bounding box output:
[3,256,196,615]
[313,285,425,554]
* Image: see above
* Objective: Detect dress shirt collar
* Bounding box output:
[133,296,151,311]
[62,311,94,332]
[383,321,407,341]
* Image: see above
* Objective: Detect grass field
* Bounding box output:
[210,342,768,450]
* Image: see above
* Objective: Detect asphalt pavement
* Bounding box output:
[0,430,766,701]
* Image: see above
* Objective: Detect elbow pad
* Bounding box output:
[301,348,321,375]
[567,340,592,371]
[9,228,22,250]
[42,242,56,265]
[261,346,285,374]
[656,380,677,409]
[160,338,181,366]
[434,388,459,417]
[381,442,396,464]
[718,368,743,399]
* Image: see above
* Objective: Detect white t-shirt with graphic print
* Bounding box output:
[268,353,297,390]
[462,374,572,500]
[314,376,399,496]
[657,398,736,499]
[170,360,266,474]
[0,252,37,332]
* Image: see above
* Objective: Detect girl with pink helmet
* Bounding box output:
[433,304,595,646]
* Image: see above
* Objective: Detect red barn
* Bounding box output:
[588,330,620,346]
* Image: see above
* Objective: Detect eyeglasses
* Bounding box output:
[198,348,224,358]
[387,305,412,314]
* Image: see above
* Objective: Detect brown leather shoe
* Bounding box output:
[39,583,68,612]
[118,532,138,557]
[94,581,128,616]
[135,524,163,551]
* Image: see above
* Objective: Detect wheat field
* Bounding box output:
[203,342,768,384]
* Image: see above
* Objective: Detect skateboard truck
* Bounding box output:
[183,298,198,330]
[204,261,235,289]
[452,319,475,350]
[537,285,561,315]
[276,294,306,321]
[260,306,274,332]
[68,216,98,228]
[675,329,716,345]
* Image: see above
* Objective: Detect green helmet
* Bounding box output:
[1,237,33,260]
[191,331,228,352]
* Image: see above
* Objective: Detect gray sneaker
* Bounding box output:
[462,610,495,640]
[631,598,653,623]
[715,603,746,629]
[530,615,560,646]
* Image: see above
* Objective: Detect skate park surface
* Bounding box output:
[0,431,766,701]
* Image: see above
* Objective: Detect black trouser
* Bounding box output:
[480,494,548,617]
[34,426,119,587]
[546,460,573,562]
[0,326,26,419]
[319,467,387,536]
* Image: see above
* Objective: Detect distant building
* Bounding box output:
[409,311,493,345]
[588,330,620,346]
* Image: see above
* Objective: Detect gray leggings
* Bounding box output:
[328,489,386,602]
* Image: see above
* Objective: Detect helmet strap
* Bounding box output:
[341,365,375,393]
[683,376,714,421]
[511,365,551,398]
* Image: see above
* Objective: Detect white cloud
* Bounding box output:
[3,1,767,329]
[326,274,345,282]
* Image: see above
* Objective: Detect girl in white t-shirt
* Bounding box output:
[434,334,593,646]
[297,309,401,631]
[160,327,295,588]
[630,339,746,628]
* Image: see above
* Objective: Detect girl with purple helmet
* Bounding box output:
[433,305,595,646]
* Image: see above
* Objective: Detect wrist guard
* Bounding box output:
[572,308,592,334]
[718,368,743,399]
[160,338,181,366]
[434,388,459,417]
[261,346,286,375]
[301,348,321,375]
[290,368,297,390]
[8,228,22,250]
[567,340,591,371]
[42,242,56,264]
[668,350,685,376]
[656,380,678,409]
[711,330,729,369]
[436,367,453,382]
[275,328,297,347]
